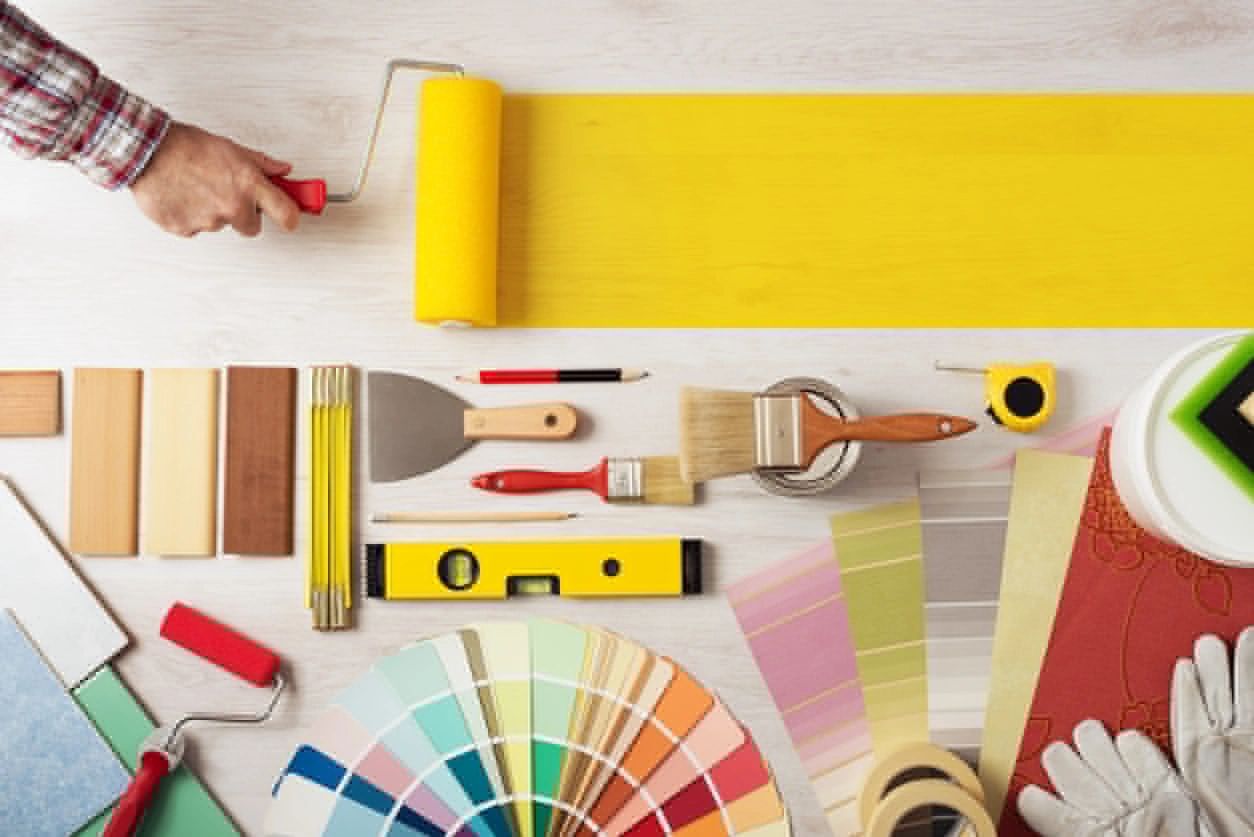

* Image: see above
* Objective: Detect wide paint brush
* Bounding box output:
[472,456,695,505]
[680,386,976,483]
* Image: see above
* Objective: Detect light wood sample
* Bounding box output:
[223,366,297,556]
[144,369,219,556]
[69,368,142,556]
[0,370,61,436]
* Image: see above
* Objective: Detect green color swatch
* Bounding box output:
[72,665,239,837]
[831,499,929,755]
[530,621,588,835]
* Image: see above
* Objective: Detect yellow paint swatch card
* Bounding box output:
[830,499,928,754]
[979,451,1093,820]
[497,94,1254,326]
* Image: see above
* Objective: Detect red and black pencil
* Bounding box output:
[456,368,649,384]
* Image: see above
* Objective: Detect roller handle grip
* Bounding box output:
[472,461,608,498]
[160,602,280,688]
[268,176,327,215]
[103,750,171,837]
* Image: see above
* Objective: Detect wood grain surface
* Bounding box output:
[0,0,1246,833]
[144,368,219,556]
[68,368,143,556]
[223,366,297,557]
[0,370,60,436]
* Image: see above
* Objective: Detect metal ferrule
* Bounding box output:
[754,394,804,470]
[605,458,644,501]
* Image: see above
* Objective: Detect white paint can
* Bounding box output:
[1110,331,1254,567]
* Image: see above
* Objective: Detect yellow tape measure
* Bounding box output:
[936,361,1056,433]
[364,538,702,600]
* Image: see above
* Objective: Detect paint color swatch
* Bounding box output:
[0,476,127,688]
[830,499,929,757]
[72,665,240,836]
[918,469,1011,760]
[979,451,1092,821]
[985,410,1115,469]
[728,541,873,837]
[265,621,789,837]
[0,611,129,837]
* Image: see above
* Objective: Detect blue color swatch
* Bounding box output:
[0,610,130,837]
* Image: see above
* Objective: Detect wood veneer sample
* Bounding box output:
[223,366,297,556]
[0,370,61,436]
[144,369,219,556]
[70,368,142,555]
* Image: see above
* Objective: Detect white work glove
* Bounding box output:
[1019,719,1216,837]
[1171,628,1254,837]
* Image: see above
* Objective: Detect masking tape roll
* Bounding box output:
[414,76,502,327]
[864,779,996,837]
[857,742,985,829]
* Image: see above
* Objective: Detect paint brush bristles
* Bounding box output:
[640,456,696,505]
[679,387,757,482]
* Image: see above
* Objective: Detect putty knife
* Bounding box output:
[368,371,578,482]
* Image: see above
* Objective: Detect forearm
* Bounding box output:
[0,1,168,188]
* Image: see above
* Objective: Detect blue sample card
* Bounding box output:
[0,610,130,836]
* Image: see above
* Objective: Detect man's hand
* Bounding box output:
[130,122,301,237]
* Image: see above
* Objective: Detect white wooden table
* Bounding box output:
[0,1,1240,833]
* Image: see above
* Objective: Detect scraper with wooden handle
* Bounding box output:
[368,371,578,482]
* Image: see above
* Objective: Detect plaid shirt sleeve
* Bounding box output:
[0,1,169,189]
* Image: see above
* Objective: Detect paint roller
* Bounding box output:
[103,603,284,837]
[271,59,503,327]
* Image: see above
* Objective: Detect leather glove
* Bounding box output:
[1171,628,1254,837]
[1019,719,1216,836]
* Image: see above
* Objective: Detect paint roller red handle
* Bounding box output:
[160,602,280,687]
[471,461,610,497]
[268,175,327,215]
[103,751,171,837]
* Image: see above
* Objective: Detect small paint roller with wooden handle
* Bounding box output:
[103,603,284,837]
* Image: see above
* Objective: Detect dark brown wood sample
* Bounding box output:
[223,366,297,555]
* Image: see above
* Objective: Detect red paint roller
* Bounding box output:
[103,603,285,837]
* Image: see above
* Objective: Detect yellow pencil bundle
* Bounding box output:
[309,365,354,630]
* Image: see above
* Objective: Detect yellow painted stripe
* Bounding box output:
[496,93,1254,327]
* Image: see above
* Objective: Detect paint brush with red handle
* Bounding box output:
[472,456,695,506]
[103,603,284,837]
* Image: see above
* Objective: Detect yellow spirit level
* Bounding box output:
[364,538,702,600]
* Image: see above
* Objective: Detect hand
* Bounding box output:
[130,122,300,237]
[1019,719,1216,837]
[1172,629,1254,837]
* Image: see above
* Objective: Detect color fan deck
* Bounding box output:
[265,621,789,837]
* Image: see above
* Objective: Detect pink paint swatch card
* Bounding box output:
[729,542,874,836]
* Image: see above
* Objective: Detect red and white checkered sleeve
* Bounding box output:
[1,1,169,189]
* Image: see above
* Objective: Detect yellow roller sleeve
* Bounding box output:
[414,76,502,326]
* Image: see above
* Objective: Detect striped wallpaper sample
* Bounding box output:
[830,499,929,757]
[729,542,873,837]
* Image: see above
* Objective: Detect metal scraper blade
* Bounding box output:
[368,371,475,482]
